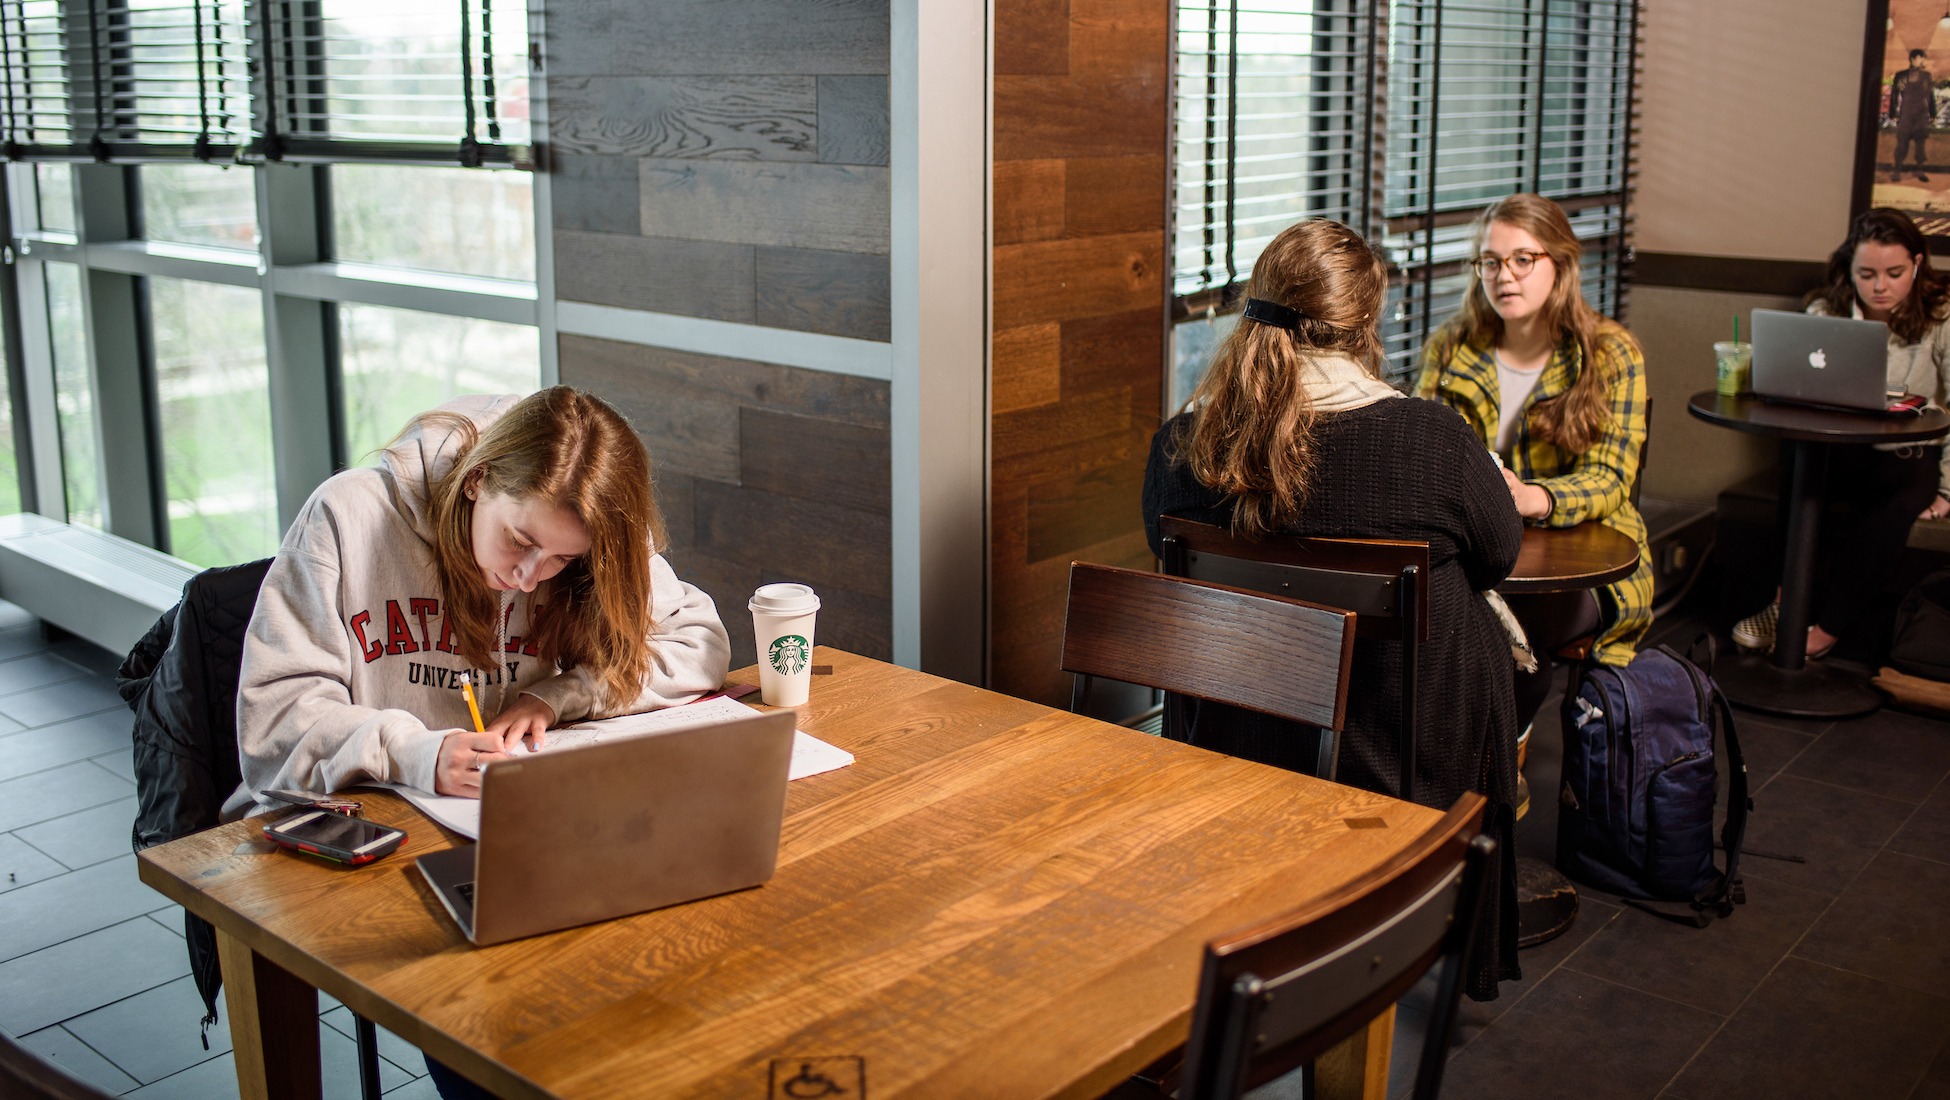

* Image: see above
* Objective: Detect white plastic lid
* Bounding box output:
[749,582,820,614]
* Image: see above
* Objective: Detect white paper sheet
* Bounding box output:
[386,696,852,840]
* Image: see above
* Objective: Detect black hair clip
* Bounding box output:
[1242,297,1302,332]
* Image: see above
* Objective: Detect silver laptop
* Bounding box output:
[415,710,796,946]
[1750,309,1891,412]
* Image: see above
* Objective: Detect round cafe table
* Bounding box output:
[1498,522,1640,948]
[1687,391,1950,719]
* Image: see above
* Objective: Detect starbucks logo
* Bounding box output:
[768,634,811,675]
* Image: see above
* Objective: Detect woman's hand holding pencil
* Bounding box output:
[430,672,555,798]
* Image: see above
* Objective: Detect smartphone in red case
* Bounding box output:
[263,810,407,866]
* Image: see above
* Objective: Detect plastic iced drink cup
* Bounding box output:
[1714,341,1752,396]
[749,583,820,707]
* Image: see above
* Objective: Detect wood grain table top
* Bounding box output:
[138,648,1440,1100]
[1500,522,1641,594]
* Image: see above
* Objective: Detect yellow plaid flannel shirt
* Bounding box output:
[1416,320,1652,665]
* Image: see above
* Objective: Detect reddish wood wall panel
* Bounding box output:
[990,0,1167,706]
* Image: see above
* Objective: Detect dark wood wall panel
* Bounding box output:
[559,334,892,668]
[991,0,1167,705]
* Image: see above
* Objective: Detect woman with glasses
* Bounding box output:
[1418,193,1650,733]
[1731,207,1950,660]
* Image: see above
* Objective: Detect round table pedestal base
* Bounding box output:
[1515,857,1579,949]
[1716,653,1883,719]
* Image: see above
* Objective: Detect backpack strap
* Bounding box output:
[1702,681,1750,915]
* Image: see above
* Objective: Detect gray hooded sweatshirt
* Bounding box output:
[225,394,731,817]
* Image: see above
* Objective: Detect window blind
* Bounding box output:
[1172,0,1383,315]
[1170,0,1640,386]
[0,0,529,166]
[0,0,251,160]
[252,0,529,166]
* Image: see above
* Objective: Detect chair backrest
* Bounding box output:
[1157,516,1429,800]
[0,1033,117,1100]
[1157,517,1429,643]
[1178,792,1494,1100]
[1060,562,1355,732]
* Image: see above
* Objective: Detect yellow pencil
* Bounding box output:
[458,672,487,734]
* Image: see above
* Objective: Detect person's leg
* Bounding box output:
[1812,446,1941,644]
[1505,590,1602,731]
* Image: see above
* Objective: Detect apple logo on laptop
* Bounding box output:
[1809,348,1827,369]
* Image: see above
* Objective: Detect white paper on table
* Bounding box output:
[387,696,853,840]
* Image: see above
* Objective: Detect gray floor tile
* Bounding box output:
[92,747,136,783]
[0,623,50,663]
[0,855,173,963]
[0,917,187,1034]
[0,830,68,892]
[1795,850,1950,999]
[1737,774,1914,897]
[1447,893,1624,1046]
[64,973,231,1084]
[122,1050,241,1100]
[49,637,128,677]
[383,1074,443,1099]
[1721,714,1818,793]
[1664,958,1950,1100]
[0,650,90,696]
[0,759,134,832]
[322,1005,428,1079]
[16,796,136,870]
[1783,707,1950,805]
[322,1018,417,1097]
[1891,779,1950,865]
[0,675,127,729]
[1563,874,1834,1016]
[149,907,187,937]
[1437,969,1722,1100]
[17,1024,140,1096]
[0,707,137,781]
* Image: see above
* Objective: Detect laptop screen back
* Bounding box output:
[1750,309,1890,412]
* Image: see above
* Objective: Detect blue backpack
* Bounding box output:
[1555,643,1750,923]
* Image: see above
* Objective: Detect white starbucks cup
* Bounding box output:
[749,583,821,707]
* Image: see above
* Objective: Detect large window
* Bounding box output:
[1171,0,1639,397]
[1,0,541,568]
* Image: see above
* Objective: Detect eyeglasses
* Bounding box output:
[1469,249,1549,279]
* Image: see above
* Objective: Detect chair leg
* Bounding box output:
[356,1014,381,1100]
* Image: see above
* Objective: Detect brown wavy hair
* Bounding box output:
[1429,193,1638,454]
[1181,218,1389,537]
[1807,206,1950,344]
[413,387,664,708]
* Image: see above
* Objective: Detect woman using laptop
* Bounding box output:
[1733,207,1950,658]
[1417,193,1651,733]
[1143,218,1524,1001]
[225,386,732,817]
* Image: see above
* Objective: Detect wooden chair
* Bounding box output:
[1177,792,1494,1100]
[1,1032,116,1100]
[1060,562,1356,745]
[1157,516,1428,802]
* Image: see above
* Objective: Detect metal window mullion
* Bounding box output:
[72,162,164,545]
[256,160,336,530]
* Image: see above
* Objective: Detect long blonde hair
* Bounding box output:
[1429,193,1637,454]
[415,387,664,707]
[1181,218,1389,537]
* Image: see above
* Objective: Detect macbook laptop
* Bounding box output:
[416,709,796,946]
[1750,309,1891,412]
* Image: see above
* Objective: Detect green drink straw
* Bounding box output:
[1733,315,1739,344]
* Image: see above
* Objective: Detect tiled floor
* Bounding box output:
[1405,611,1950,1100]
[1,596,1947,1099]
[0,601,436,1098]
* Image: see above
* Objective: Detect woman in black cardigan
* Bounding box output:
[1141,218,1525,999]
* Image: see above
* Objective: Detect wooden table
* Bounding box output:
[1688,391,1950,718]
[138,648,1442,1100]
[1501,522,1641,595]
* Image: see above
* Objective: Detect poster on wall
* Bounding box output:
[1859,0,1950,241]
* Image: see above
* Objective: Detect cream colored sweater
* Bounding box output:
[224,395,730,817]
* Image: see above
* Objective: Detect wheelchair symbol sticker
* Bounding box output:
[769,1057,864,1099]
